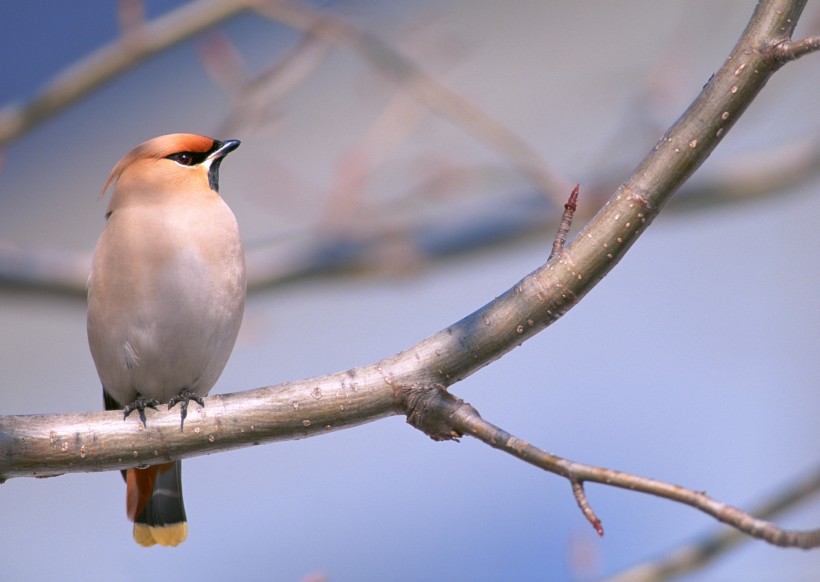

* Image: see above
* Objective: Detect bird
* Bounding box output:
[87,134,246,547]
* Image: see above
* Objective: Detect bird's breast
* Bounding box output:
[87,199,245,403]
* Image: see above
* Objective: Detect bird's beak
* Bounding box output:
[207,139,241,162]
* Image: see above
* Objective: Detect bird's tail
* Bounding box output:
[126,461,188,547]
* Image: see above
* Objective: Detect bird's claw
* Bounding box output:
[167,388,205,431]
[122,394,161,427]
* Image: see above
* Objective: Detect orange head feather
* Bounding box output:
[99,134,240,218]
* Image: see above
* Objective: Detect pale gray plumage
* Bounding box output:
[87,133,246,547]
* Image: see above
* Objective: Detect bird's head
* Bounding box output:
[101,134,240,217]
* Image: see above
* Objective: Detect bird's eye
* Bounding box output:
[176,153,194,166]
[166,151,207,166]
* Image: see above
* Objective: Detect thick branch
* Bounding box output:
[0,370,397,480]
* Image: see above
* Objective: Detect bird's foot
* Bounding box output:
[167,388,205,431]
[122,394,161,427]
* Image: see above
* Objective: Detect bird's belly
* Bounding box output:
[91,251,243,405]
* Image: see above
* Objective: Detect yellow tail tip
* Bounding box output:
[133,522,188,547]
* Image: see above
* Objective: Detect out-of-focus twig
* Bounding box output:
[0,0,259,148]
[0,242,91,297]
[1,131,817,298]
[253,0,575,205]
[321,91,430,231]
[210,30,332,136]
[669,133,820,211]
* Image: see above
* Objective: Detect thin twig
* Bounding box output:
[605,467,820,581]
[549,184,579,260]
[765,36,820,64]
[321,91,431,231]
[215,28,332,135]
[572,480,604,537]
[444,392,820,549]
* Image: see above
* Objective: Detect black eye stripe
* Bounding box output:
[166,151,209,166]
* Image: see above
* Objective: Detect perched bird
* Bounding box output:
[87,134,246,547]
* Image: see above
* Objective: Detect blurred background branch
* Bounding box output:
[0,0,257,148]
[1,0,818,296]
